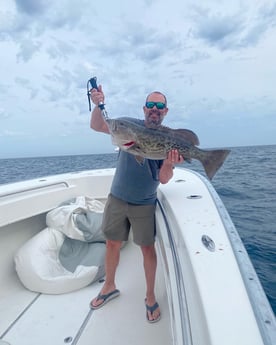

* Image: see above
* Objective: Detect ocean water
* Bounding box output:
[0,145,275,314]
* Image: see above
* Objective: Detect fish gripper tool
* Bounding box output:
[87,76,109,119]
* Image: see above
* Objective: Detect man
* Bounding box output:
[89,85,184,323]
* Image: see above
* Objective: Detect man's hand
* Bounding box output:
[90,85,105,106]
[159,149,184,184]
[164,149,184,167]
[90,85,110,134]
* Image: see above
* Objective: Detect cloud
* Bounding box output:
[0,129,27,137]
[46,38,76,60]
[1,1,276,158]
[241,2,276,46]
[16,39,42,62]
[1,0,92,44]
[14,78,39,100]
[183,50,210,64]
[15,0,50,16]
[192,2,276,50]
[259,2,276,25]
[0,108,11,120]
[85,21,183,66]
[197,15,243,48]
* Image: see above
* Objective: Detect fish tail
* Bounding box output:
[198,149,230,180]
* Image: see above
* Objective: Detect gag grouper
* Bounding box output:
[87,77,230,179]
[106,117,230,180]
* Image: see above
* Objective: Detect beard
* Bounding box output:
[145,110,164,127]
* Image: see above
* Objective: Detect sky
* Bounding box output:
[0,0,276,158]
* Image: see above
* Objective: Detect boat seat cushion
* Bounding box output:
[14,197,107,294]
[14,228,106,294]
[46,196,106,242]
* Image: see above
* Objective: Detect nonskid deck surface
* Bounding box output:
[2,240,172,345]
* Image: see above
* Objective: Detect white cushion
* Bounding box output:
[14,228,99,294]
[46,197,105,242]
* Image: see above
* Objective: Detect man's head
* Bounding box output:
[143,91,168,127]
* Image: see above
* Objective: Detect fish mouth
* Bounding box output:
[123,141,135,147]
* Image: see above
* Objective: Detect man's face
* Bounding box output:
[143,93,168,127]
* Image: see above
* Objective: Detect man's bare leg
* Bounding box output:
[141,244,161,321]
[90,239,122,308]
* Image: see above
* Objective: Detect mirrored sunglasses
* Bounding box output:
[145,101,166,110]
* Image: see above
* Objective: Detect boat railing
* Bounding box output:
[156,199,193,345]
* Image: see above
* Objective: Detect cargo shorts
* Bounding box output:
[101,194,156,246]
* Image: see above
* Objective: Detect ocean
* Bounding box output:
[0,145,275,314]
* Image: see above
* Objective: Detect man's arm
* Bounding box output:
[90,85,110,134]
[159,150,184,184]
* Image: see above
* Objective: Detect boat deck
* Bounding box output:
[1,240,172,345]
[1,168,275,345]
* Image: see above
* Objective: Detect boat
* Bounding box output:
[0,167,275,345]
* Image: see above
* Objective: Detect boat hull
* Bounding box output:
[0,168,275,345]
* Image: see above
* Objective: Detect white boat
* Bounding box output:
[0,167,275,345]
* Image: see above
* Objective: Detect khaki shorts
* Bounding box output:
[102,194,156,246]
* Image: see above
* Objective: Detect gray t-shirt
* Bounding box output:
[111,147,163,205]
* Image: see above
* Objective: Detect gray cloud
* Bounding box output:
[260,2,276,25]
[2,0,92,43]
[197,16,243,48]
[0,9,30,41]
[1,1,276,157]
[241,3,276,46]
[14,78,39,99]
[46,3,90,30]
[15,0,51,16]
[94,23,183,64]
[183,51,210,64]
[137,32,182,62]
[46,38,76,60]
[15,77,30,87]
[193,2,276,50]
[16,39,42,62]
[0,83,9,94]
[0,107,12,120]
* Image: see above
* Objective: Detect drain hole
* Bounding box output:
[187,195,202,199]
[202,235,215,252]
[64,337,73,343]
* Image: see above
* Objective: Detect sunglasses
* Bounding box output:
[145,101,166,110]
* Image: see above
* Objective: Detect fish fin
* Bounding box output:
[174,129,200,146]
[198,149,231,179]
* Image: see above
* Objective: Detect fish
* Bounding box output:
[106,117,230,180]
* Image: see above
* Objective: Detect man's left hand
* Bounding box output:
[165,149,184,167]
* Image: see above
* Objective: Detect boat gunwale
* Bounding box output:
[189,169,276,345]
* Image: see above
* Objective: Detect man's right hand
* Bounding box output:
[90,85,109,134]
[90,85,105,106]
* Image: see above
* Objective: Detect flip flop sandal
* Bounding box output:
[145,301,161,323]
[90,289,120,310]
